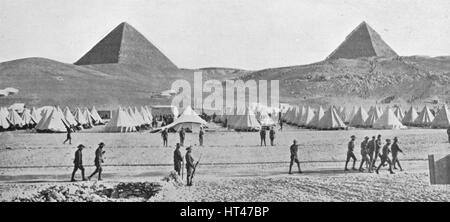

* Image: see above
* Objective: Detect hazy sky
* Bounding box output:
[0,0,449,70]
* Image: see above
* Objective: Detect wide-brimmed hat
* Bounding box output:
[98,142,105,146]
[393,137,398,141]
[364,136,369,139]
[186,146,192,151]
[386,139,391,143]
[351,135,356,139]
[77,144,85,149]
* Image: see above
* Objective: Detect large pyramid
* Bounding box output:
[326,21,398,60]
[75,22,178,70]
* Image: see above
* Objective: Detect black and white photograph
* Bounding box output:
[0,0,449,207]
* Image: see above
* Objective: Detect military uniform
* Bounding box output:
[358,139,371,172]
[199,129,204,146]
[179,128,185,146]
[63,128,72,144]
[260,129,266,146]
[71,145,86,181]
[269,128,275,146]
[372,138,382,168]
[88,144,105,181]
[391,141,403,171]
[367,137,376,171]
[289,142,302,174]
[185,149,195,186]
[376,143,394,174]
[173,147,183,176]
[345,138,357,171]
[161,129,168,147]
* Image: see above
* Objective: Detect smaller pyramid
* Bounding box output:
[326,21,398,60]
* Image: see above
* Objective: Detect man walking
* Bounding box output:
[279,120,283,131]
[260,128,266,146]
[71,144,87,182]
[345,135,357,171]
[88,142,105,181]
[376,139,395,174]
[63,126,72,145]
[173,143,183,176]
[185,146,195,186]
[367,136,376,172]
[359,136,371,172]
[269,127,276,146]
[179,127,185,146]
[391,137,404,171]
[289,140,302,174]
[372,134,382,169]
[161,128,168,147]
[199,127,204,146]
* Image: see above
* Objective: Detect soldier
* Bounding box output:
[88,142,105,181]
[269,127,276,146]
[289,140,302,174]
[447,127,450,143]
[358,136,371,172]
[260,128,266,146]
[173,143,183,176]
[372,134,382,169]
[71,144,87,182]
[391,137,404,171]
[376,139,395,174]
[161,128,168,147]
[199,127,204,146]
[179,127,185,146]
[279,120,283,131]
[367,136,376,172]
[63,126,72,145]
[345,135,357,171]
[185,146,195,186]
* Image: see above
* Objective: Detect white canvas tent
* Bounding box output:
[7,109,25,128]
[308,106,325,129]
[230,107,261,131]
[349,106,369,127]
[364,106,382,128]
[0,108,10,130]
[373,107,407,129]
[414,105,435,127]
[394,106,405,121]
[402,106,419,126]
[31,107,41,123]
[36,107,70,133]
[299,106,315,127]
[22,108,37,125]
[63,107,78,126]
[104,107,137,132]
[345,106,358,123]
[317,106,347,130]
[431,105,450,128]
[90,106,105,125]
[160,106,207,132]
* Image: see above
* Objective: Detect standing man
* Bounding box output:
[269,127,276,146]
[367,136,376,172]
[345,135,357,171]
[179,127,185,146]
[279,120,283,131]
[358,136,370,172]
[199,127,204,146]
[260,128,266,146]
[376,139,395,174]
[185,146,195,186]
[63,126,72,145]
[88,142,105,181]
[71,144,87,182]
[372,134,382,169]
[391,137,404,171]
[289,140,302,174]
[173,143,183,176]
[161,128,168,147]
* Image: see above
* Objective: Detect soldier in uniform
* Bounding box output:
[279,120,283,131]
[161,128,168,147]
[345,135,357,171]
[185,146,195,186]
[269,127,276,146]
[179,127,185,146]
[391,137,404,171]
[359,136,371,172]
[173,143,183,176]
[367,136,376,172]
[71,144,87,182]
[88,142,105,181]
[63,126,72,145]
[289,140,302,174]
[376,139,395,174]
[372,134,382,169]
[199,127,204,146]
[260,128,266,146]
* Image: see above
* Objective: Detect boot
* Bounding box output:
[289,165,293,174]
[298,165,302,174]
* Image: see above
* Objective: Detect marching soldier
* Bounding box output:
[63,126,72,145]
[289,140,302,174]
[372,134,382,168]
[173,143,183,176]
[391,137,404,171]
[359,136,371,172]
[367,136,376,172]
[260,128,266,146]
[199,127,204,146]
[88,142,105,181]
[279,120,283,131]
[376,139,395,174]
[269,127,276,146]
[161,128,168,147]
[71,144,87,182]
[185,146,195,186]
[345,135,357,171]
[179,127,185,146]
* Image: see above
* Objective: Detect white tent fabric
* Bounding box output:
[293,106,305,126]
[286,106,300,124]
[402,106,419,125]
[299,106,315,127]
[431,105,450,128]
[139,106,152,125]
[31,107,41,123]
[373,107,407,129]
[414,106,435,127]
[127,107,141,126]
[364,106,382,128]
[349,106,369,127]
[22,108,36,125]
[258,110,277,127]
[160,106,208,132]
[82,107,94,126]
[90,106,104,125]
[394,106,405,121]
[104,107,137,132]
[317,106,347,130]
[36,107,69,133]
[0,108,10,129]
[308,106,325,128]
[7,109,25,127]
[74,108,87,126]
[345,106,358,123]
[63,107,78,126]
[230,108,261,131]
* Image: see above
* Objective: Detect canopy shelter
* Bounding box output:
[158,106,207,133]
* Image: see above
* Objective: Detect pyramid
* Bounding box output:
[326,21,398,60]
[75,22,178,70]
